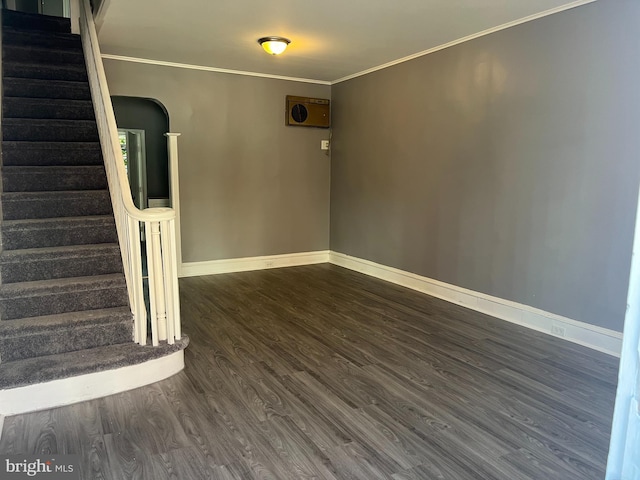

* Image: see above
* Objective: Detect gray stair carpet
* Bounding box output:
[0,9,187,391]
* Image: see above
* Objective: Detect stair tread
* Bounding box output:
[3,60,85,69]
[2,29,80,48]
[2,25,80,39]
[2,139,99,146]
[2,215,114,227]
[2,146,101,165]
[3,189,108,198]
[3,118,95,125]
[1,140,100,157]
[3,43,83,54]
[1,215,117,251]
[1,242,120,259]
[0,306,132,363]
[2,190,112,220]
[2,62,87,81]
[1,11,71,35]
[0,307,131,334]
[2,165,103,173]
[3,97,92,106]
[3,76,89,87]
[0,273,125,296]
[0,336,189,389]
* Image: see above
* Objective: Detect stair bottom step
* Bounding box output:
[0,336,189,389]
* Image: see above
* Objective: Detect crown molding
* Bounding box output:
[101,54,332,85]
[331,0,597,84]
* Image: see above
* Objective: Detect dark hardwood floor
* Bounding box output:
[0,264,618,479]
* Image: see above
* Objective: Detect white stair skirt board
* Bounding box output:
[0,350,184,417]
[180,251,331,278]
[330,252,623,357]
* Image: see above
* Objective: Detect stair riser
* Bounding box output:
[0,286,129,320]
[0,321,132,363]
[3,99,95,120]
[3,62,87,81]
[2,170,107,192]
[2,143,103,166]
[2,12,71,33]
[2,193,112,220]
[3,79,91,100]
[2,224,117,250]
[1,252,123,283]
[2,30,81,50]
[2,121,99,142]
[3,45,84,66]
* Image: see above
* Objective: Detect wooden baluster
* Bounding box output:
[160,220,175,344]
[146,221,167,345]
[129,217,146,344]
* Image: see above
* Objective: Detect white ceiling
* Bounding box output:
[97,0,592,84]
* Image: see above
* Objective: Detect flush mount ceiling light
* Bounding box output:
[258,36,291,55]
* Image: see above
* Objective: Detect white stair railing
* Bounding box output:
[78,0,181,346]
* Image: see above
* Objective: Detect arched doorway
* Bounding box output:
[111,96,170,210]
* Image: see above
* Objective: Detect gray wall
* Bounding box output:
[330,0,640,332]
[104,60,331,263]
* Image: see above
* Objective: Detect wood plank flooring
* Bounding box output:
[0,264,619,479]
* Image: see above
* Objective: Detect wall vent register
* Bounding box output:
[286,96,330,128]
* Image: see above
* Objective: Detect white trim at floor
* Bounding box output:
[180,250,331,277]
[0,350,184,417]
[330,251,622,357]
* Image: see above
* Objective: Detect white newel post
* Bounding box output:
[166,133,183,276]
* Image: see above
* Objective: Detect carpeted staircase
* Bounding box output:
[0,9,186,390]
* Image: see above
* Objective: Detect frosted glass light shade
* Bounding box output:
[258,37,290,55]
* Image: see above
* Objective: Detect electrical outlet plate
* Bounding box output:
[321,140,330,150]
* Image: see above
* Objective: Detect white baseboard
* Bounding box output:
[0,350,184,417]
[180,250,330,278]
[330,251,623,357]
